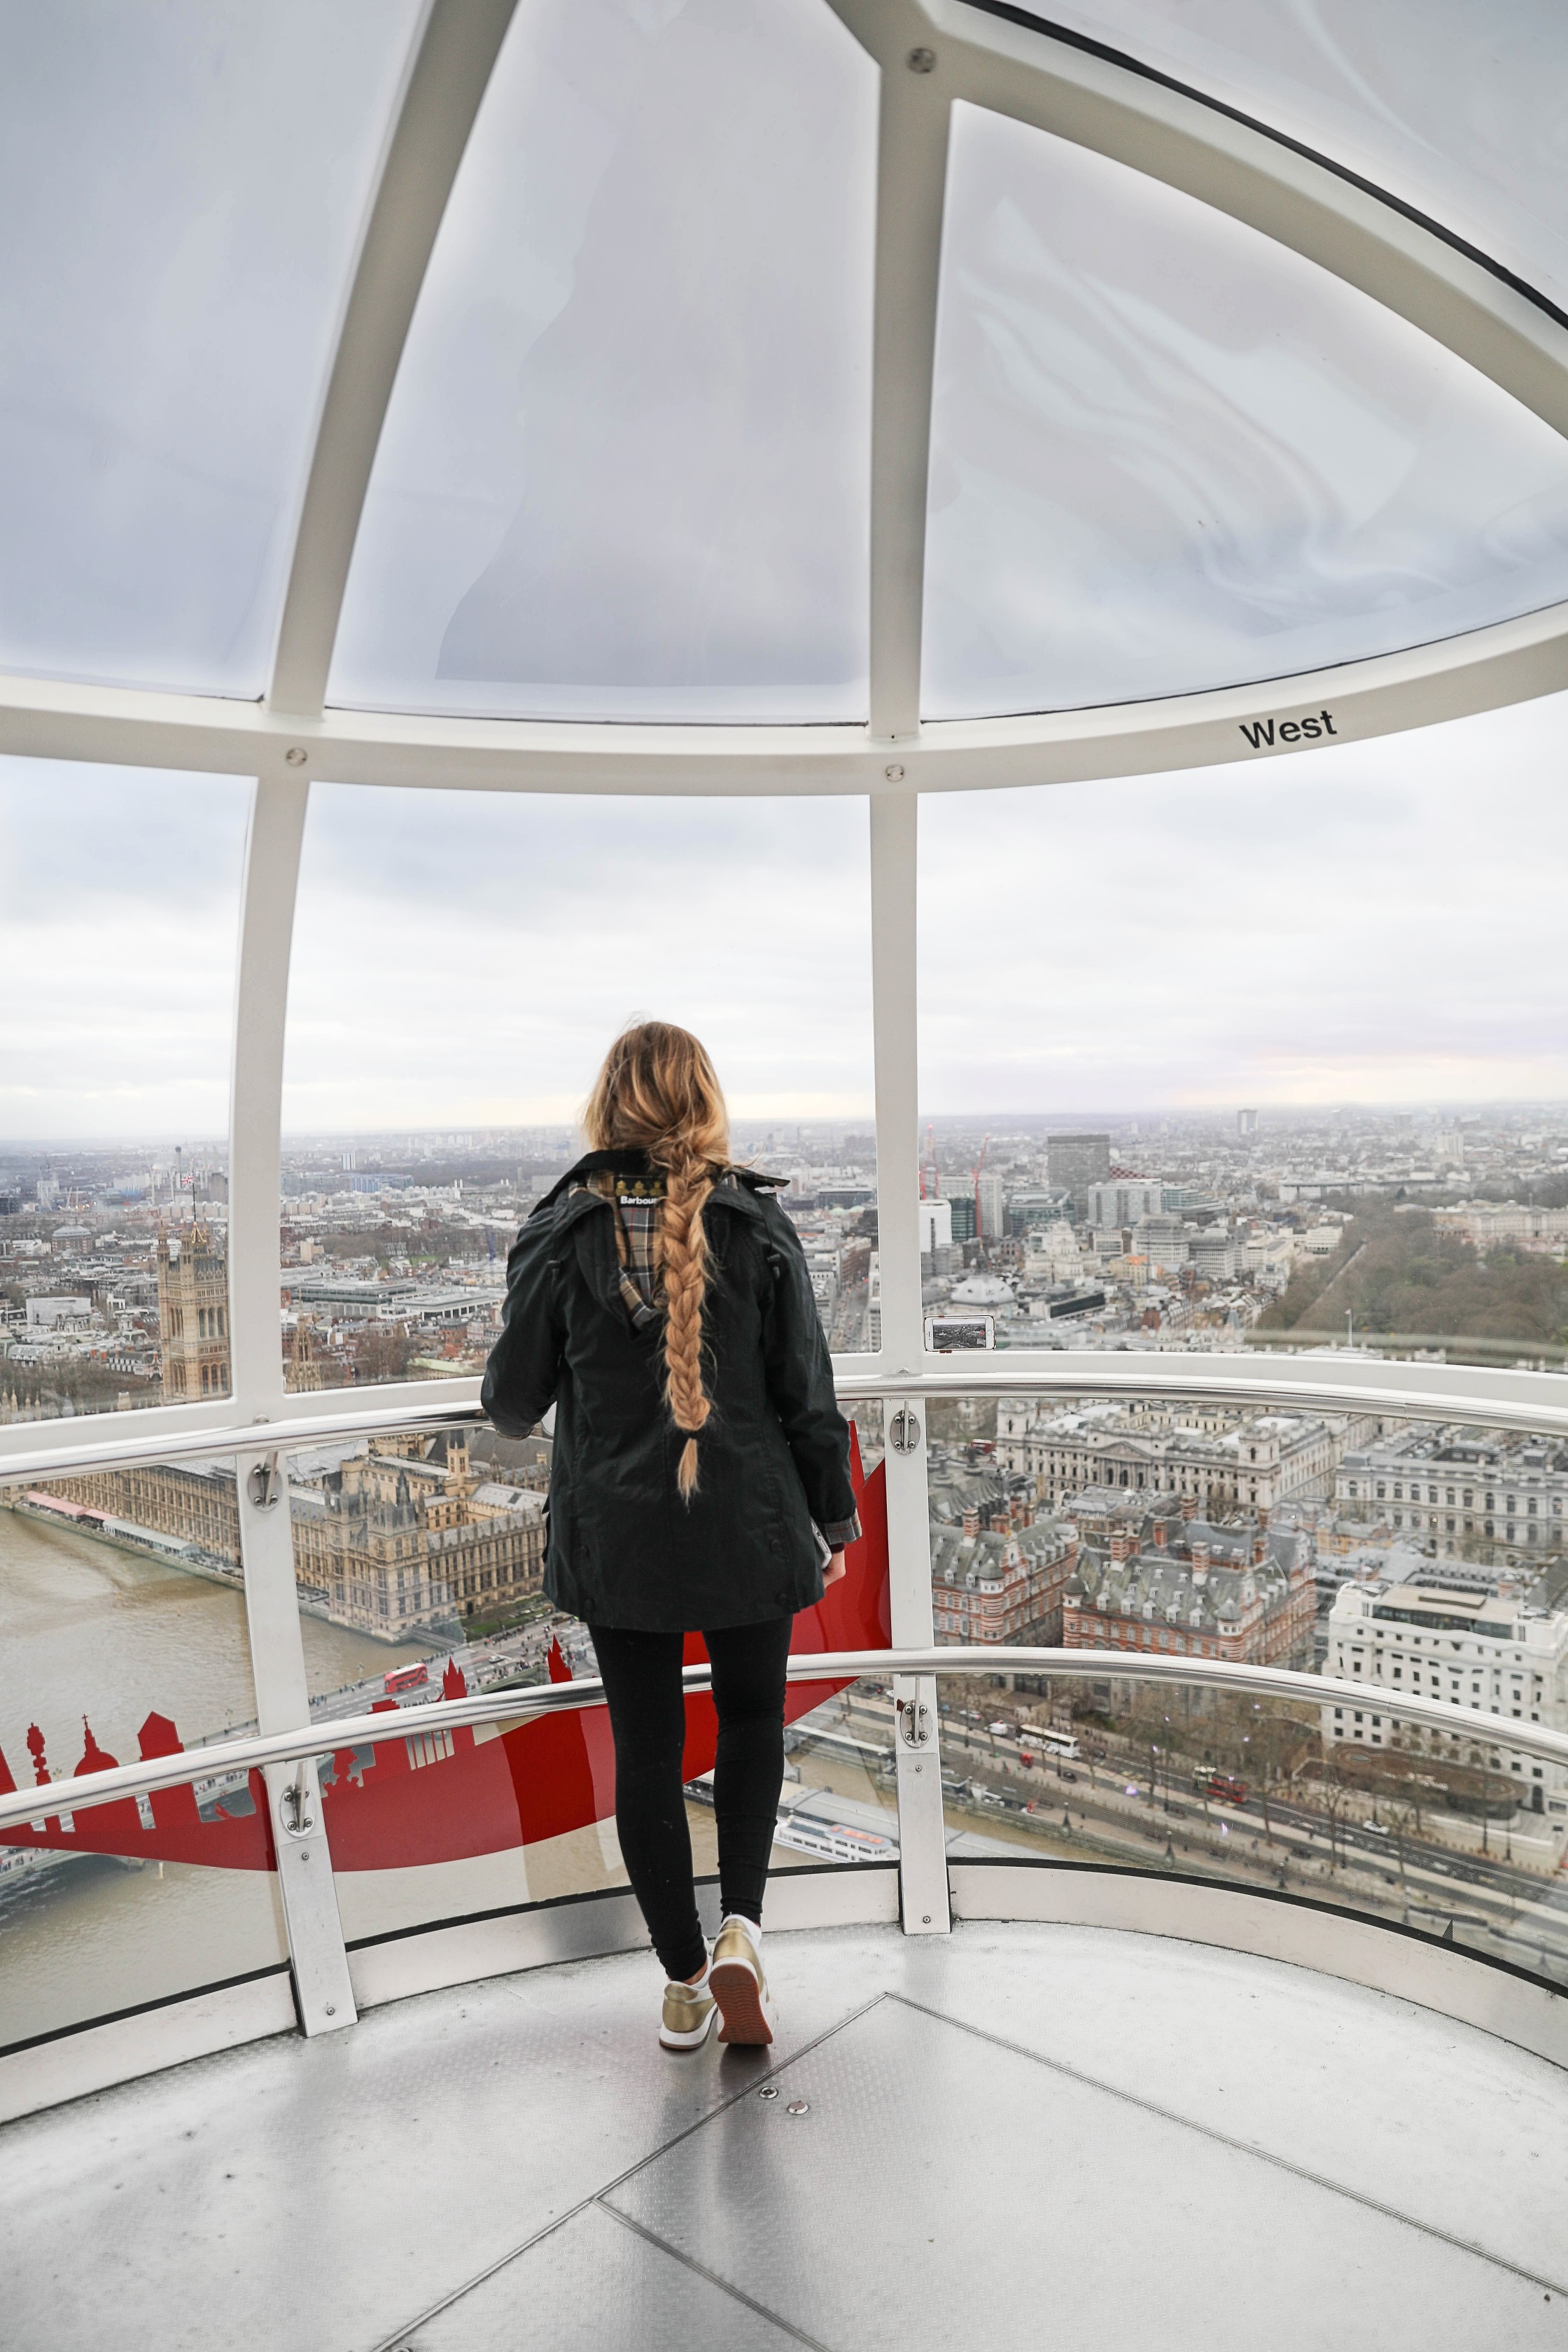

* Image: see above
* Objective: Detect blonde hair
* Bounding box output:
[584,1022,730,1500]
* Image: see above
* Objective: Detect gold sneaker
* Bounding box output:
[660,1972,718,2051]
[709,1914,776,2046]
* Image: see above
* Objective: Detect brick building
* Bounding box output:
[1063,1511,1315,1667]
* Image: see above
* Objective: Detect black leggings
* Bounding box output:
[588,1616,792,1982]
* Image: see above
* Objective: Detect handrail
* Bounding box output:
[4,1646,1563,1837]
[0,1394,491,1487]
[6,1343,1568,1488]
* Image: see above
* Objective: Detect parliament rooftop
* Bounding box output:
[6,6,1568,2347]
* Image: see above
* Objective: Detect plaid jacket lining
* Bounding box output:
[570,1168,861,1553]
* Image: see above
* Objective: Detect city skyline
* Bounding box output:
[7,684,1568,1135]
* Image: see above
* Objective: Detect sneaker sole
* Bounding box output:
[710,1959,776,2046]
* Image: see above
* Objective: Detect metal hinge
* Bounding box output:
[277,1760,315,1839]
[246,1454,282,1508]
[897,1694,931,1749]
[889,1405,922,1457]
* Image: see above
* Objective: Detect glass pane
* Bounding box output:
[923,103,1568,720]
[1033,1,1568,316]
[290,1413,892,1945]
[0,1452,286,2045]
[930,1388,1568,1984]
[330,0,876,722]
[0,1,423,696]
[918,699,1568,1371]
[281,785,874,1386]
[1,762,249,1423]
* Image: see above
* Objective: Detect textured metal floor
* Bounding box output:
[4,1921,1568,2351]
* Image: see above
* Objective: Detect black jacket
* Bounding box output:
[480,1151,858,1631]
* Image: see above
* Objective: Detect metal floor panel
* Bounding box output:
[607,1995,1567,2352]
[895,1924,1568,2288]
[405,2201,806,2352]
[3,1921,1567,2352]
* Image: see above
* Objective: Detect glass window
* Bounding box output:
[923,103,1568,720]
[330,0,876,722]
[1030,1,1568,316]
[0,1451,287,2045]
[932,1382,1564,1984]
[0,761,250,1423]
[0,1,422,695]
[918,692,1568,1372]
[281,785,874,1388]
[284,1413,893,1947]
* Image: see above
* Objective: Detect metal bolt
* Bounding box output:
[786,2099,811,2116]
[324,2003,336,2016]
[758,2085,779,2100]
[284,746,307,766]
[884,762,904,780]
[907,46,936,72]
[922,1914,932,1924]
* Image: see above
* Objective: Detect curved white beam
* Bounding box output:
[909,0,1568,442]
[268,0,520,718]
[1,593,1564,795]
[226,770,311,1423]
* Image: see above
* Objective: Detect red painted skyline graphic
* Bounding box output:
[0,1441,890,1876]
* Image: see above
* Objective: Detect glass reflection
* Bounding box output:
[0,0,422,694]
[331,0,876,721]
[1033,0,1568,315]
[923,103,1568,718]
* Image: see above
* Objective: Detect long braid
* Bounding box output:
[658,1145,715,1500]
[582,1021,730,1505]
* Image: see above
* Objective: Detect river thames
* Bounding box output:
[0,1507,437,2046]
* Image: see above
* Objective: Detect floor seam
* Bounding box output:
[363,1991,888,2352]
[597,2202,838,2351]
[887,1991,1568,2302]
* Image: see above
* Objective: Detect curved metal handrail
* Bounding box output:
[6,1340,1568,1488]
[4,1646,1562,1837]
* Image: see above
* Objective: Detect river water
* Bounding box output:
[0,1509,436,2048]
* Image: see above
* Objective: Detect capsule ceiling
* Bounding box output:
[2,0,1567,725]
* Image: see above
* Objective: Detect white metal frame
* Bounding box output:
[8,1644,1567,2116]
[9,0,1568,2057]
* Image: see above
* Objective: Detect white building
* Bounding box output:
[1025,1221,1082,1281]
[976,1170,1007,1240]
[1324,1579,1568,1811]
[997,1397,1368,1516]
[918,1197,953,1254]
[26,1296,92,1328]
[1337,1426,1568,1560]
[1088,1180,1164,1228]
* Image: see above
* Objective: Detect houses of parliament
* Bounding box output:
[22,1228,545,1643]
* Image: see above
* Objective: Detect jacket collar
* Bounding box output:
[533,1149,786,1225]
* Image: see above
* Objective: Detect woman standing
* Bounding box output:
[482,1022,860,2050]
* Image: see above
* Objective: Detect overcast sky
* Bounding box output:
[4,686,1568,1146]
